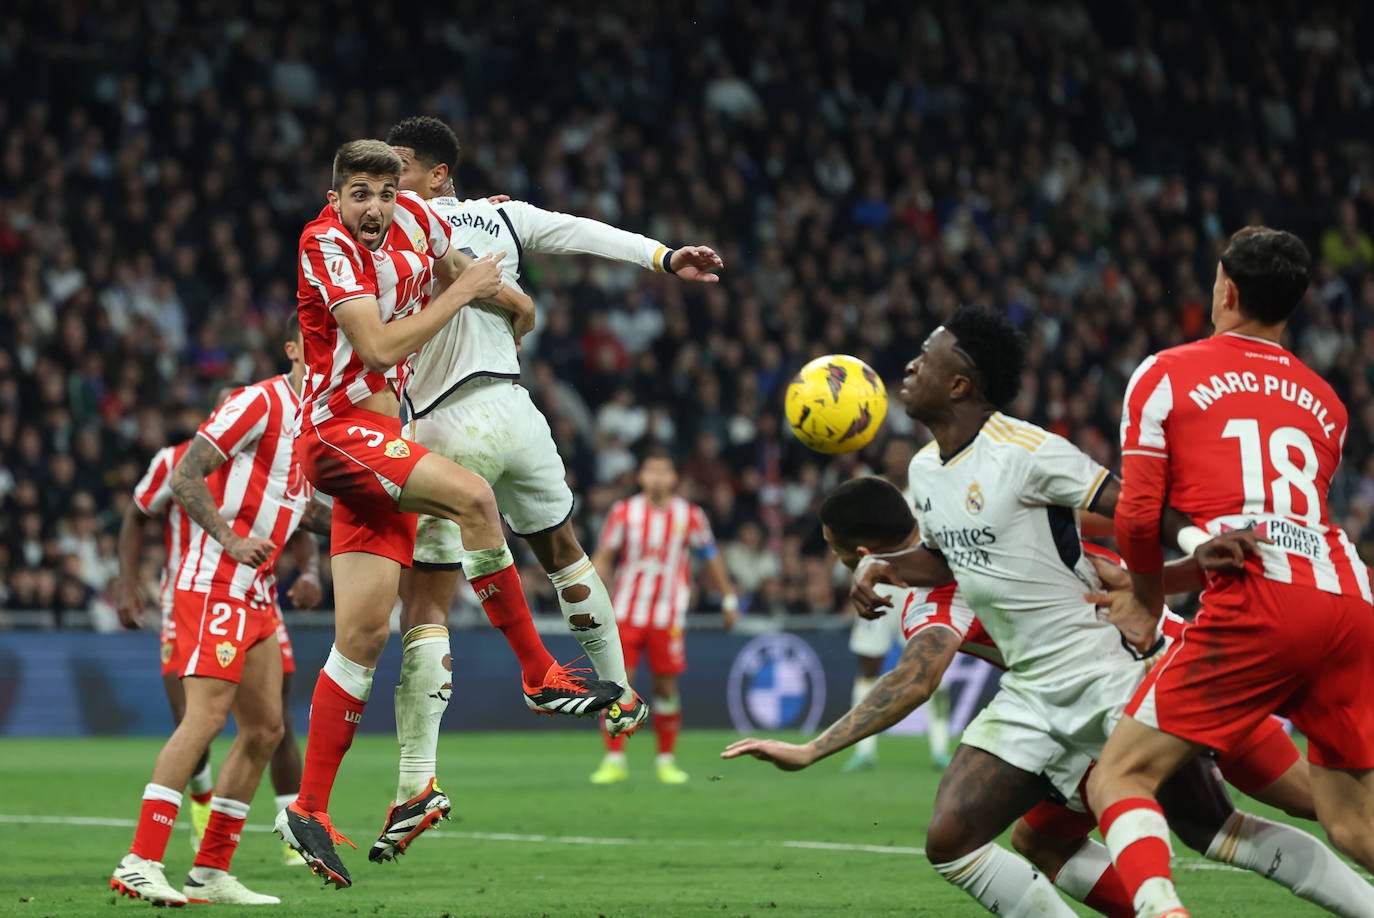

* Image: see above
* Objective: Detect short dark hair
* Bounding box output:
[285,312,301,342]
[386,116,461,170]
[943,305,1025,408]
[819,476,914,549]
[211,380,250,406]
[637,442,677,469]
[1219,226,1311,324]
[332,139,402,191]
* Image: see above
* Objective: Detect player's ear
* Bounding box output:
[326,189,340,212]
[856,546,871,557]
[432,162,449,195]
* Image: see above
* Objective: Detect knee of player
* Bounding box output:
[450,481,498,523]
[924,809,981,866]
[243,717,286,754]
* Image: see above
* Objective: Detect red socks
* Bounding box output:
[296,672,366,813]
[1082,867,1133,918]
[470,564,555,685]
[602,717,627,753]
[129,785,181,862]
[192,797,249,871]
[1099,798,1174,905]
[655,710,681,756]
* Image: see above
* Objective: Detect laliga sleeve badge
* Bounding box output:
[216,641,238,668]
[384,438,412,459]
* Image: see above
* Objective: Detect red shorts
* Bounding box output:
[1021,800,1096,840]
[1127,575,1374,770]
[619,622,686,676]
[173,589,281,684]
[298,409,426,566]
[1215,715,1300,796]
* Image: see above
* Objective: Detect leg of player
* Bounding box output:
[184,638,284,905]
[111,676,239,907]
[1310,765,1374,875]
[1010,811,1132,918]
[278,550,395,888]
[373,566,457,864]
[162,671,213,851]
[926,744,1080,915]
[1157,756,1374,917]
[527,523,646,737]
[843,654,883,772]
[652,673,688,784]
[270,672,304,866]
[1087,717,1203,918]
[399,454,622,716]
[926,681,952,769]
[591,633,644,785]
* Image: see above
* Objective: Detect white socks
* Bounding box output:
[1207,810,1374,917]
[549,555,633,704]
[933,842,1079,916]
[189,761,214,796]
[323,645,375,703]
[1051,838,1114,902]
[273,793,295,814]
[395,625,452,802]
[851,677,878,760]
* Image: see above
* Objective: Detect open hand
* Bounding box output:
[116,581,146,630]
[721,737,815,771]
[1194,529,1270,575]
[456,251,506,301]
[669,245,724,283]
[1085,587,1160,655]
[851,552,907,619]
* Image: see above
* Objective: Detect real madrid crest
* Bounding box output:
[966,482,985,514]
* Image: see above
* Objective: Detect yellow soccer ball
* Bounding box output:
[784,354,888,454]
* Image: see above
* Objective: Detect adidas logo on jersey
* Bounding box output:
[475,583,501,602]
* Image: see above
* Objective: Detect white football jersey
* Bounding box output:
[907,412,1134,690]
[404,196,672,419]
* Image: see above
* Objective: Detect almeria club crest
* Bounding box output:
[825,362,848,402]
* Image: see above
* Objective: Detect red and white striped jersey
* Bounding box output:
[296,191,451,428]
[174,375,313,606]
[1119,332,1370,601]
[896,581,1002,667]
[599,494,717,629]
[132,441,226,617]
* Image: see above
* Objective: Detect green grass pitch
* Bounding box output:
[0,731,1356,916]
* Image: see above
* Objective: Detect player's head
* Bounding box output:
[637,444,678,502]
[387,116,460,200]
[211,380,248,410]
[328,139,402,251]
[283,313,304,370]
[899,305,1024,422]
[1215,226,1311,328]
[819,476,918,571]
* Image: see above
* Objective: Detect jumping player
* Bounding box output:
[276,140,621,888]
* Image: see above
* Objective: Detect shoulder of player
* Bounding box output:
[980,413,1052,453]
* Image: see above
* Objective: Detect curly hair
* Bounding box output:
[943,305,1025,409]
[819,476,914,550]
[386,116,461,170]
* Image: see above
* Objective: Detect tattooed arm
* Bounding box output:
[171,435,275,567]
[721,626,960,771]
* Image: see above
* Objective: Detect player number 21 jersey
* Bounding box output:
[599,494,717,630]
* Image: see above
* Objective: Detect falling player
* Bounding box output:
[1088,226,1374,918]
[111,319,330,906]
[277,140,621,888]
[727,475,1372,917]
[589,445,739,785]
[378,116,722,826]
[822,306,1371,915]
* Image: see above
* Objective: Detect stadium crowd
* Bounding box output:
[2,0,1373,626]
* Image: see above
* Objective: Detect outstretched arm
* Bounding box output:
[700,554,739,630]
[722,627,959,770]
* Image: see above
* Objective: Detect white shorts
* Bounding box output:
[410,380,573,567]
[959,662,1145,809]
[849,611,902,658]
